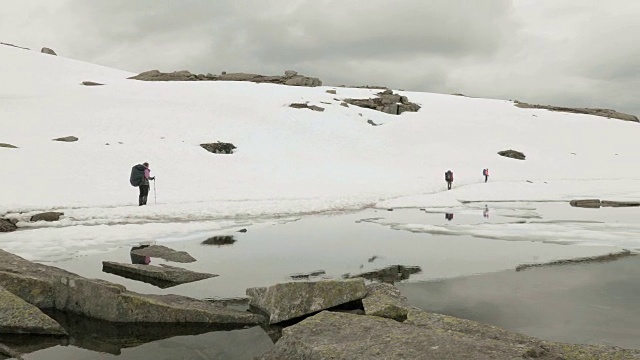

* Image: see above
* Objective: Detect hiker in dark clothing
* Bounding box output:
[483,168,489,183]
[445,170,454,190]
[445,213,454,221]
[138,162,154,206]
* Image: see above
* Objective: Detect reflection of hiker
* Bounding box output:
[130,245,151,265]
[483,168,489,183]
[483,205,489,218]
[445,170,454,190]
[445,213,454,221]
[130,162,155,206]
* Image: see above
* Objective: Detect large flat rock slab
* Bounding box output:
[130,245,196,263]
[260,311,640,360]
[362,283,412,321]
[0,286,66,335]
[0,250,262,326]
[247,279,367,324]
[102,261,217,288]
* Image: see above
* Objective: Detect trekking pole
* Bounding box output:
[153,178,157,204]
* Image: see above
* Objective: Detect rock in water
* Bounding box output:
[0,286,67,335]
[246,279,367,324]
[102,262,217,288]
[129,245,196,263]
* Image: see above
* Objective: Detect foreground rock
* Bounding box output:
[129,245,196,263]
[30,212,63,222]
[261,304,640,359]
[0,219,17,232]
[200,142,236,154]
[344,90,421,115]
[515,101,639,122]
[129,69,322,87]
[497,149,525,160]
[102,262,217,288]
[0,286,66,335]
[0,143,18,148]
[0,250,262,325]
[247,279,367,324]
[362,283,412,322]
[516,249,636,271]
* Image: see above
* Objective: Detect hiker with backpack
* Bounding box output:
[483,168,489,182]
[445,170,454,190]
[130,162,155,206]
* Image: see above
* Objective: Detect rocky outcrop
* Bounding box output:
[41,47,57,56]
[345,265,422,284]
[0,249,263,325]
[246,279,367,324]
[289,103,325,112]
[362,283,412,322]
[52,136,78,142]
[0,219,17,232]
[261,293,640,360]
[200,142,236,154]
[0,286,66,335]
[516,249,636,271]
[129,69,322,87]
[202,236,237,246]
[515,101,639,122]
[30,212,63,222]
[344,90,420,115]
[497,149,525,160]
[102,262,216,288]
[0,143,18,148]
[129,245,196,263]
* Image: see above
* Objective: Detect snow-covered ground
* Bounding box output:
[1,45,640,261]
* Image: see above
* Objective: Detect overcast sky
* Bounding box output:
[2,0,638,116]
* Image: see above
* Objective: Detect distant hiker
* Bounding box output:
[483,205,489,218]
[445,170,454,190]
[483,168,489,182]
[130,162,155,206]
[445,213,454,221]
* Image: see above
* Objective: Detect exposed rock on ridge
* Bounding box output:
[344,90,420,115]
[129,69,322,87]
[515,100,638,122]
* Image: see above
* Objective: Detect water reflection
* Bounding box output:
[345,265,422,284]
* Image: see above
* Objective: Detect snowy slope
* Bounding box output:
[1,45,640,260]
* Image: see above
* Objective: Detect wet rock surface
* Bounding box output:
[498,149,526,160]
[0,286,66,335]
[0,219,17,232]
[516,249,636,271]
[0,249,263,325]
[344,89,420,115]
[246,279,367,324]
[129,69,322,87]
[129,245,196,263]
[289,270,326,280]
[29,211,63,222]
[515,101,639,122]
[102,261,217,288]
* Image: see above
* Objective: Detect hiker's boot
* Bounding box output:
[142,196,148,205]
[139,197,144,206]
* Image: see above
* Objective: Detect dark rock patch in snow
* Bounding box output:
[200,142,236,154]
[344,90,420,115]
[498,149,525,160]
[0,219,17,233]
[40,47,57,56]
[202,236,237,246]
[81,81,104,86]
[514,100,638,122]
[30,212,63,222]
[289,103,325,112]
[0,143,18,148]
[52,136,78,142]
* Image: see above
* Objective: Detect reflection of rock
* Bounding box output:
[0,219,17,233]
[569,199,601,208]
[0,342,25,360]
[514,101,639,122]
[102,262,217,288]
[497,149,525,160]
[30,212,63,222]
[516,249,636,271]
[289,270,326,280]
[0,249,263,325]
[246,279,367,324]
[202,236,237,246]
[345,265,422,284]
[0,286,66,335]
[130,245,196,263]
[362,283,412,322]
